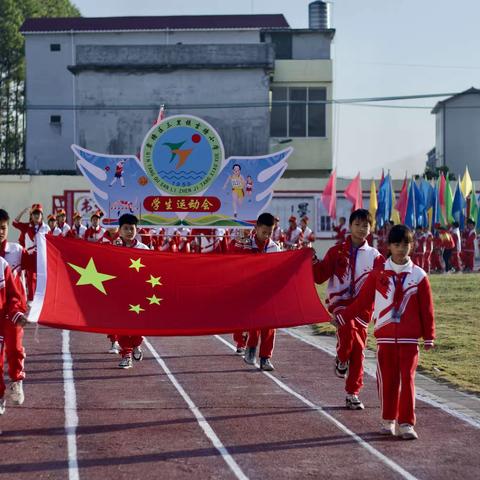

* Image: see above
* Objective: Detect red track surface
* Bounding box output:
[1,326,479,479]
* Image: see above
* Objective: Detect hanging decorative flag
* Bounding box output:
[321,169,337,219]
[395,176,408,223]
[29,236,329,335]
[376,173,392,228]
[344,173,363,210]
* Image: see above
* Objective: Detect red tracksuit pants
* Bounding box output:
[336,323,367,395]
[26,270,37,302]
[233,332,247,348]
[451,251,461,271]
[423,252,431,273]
[247,329,275,359]
[430,251,443,272]
[376,343,419,426]
[118,335,143,357]
[461,251,474,270]
[412,253,423,269]
[0,321,26,397]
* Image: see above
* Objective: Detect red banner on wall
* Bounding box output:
[30,236,329,335]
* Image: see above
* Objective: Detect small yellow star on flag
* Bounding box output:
[68,258,116,295]
[146,275,162,288]
[129,304,145,314]
[129,258,145,272]
[146,294,162,305]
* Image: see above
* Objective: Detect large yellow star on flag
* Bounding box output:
[129,304,145,314]
[146,275,162,288]
[68,258,116,295]
[146,294,162,305]
[129,258,145,272]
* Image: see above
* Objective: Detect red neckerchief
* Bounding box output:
[254,236,268,253]
[392,272,408,313]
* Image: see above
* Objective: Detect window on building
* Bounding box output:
[50,43,61,52]
[270,87,326,138]
[50,115,62,124]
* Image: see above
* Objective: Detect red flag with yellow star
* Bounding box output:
[29,236,329,335]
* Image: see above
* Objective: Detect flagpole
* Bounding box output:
[412,176,416,229]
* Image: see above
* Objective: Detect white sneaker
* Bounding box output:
[243,347,257,365]
[260,358,275,371]
[132,346,143,361]
[380,420,396,435]
[119,355,133,369]
[108,341,120,354]
[10,381,25,405]
[399,423,418,440]
[0,397,5,415]
[346,394,364,410]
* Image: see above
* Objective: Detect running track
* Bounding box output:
[0,325,479,479]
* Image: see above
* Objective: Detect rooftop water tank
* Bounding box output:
[309,1,330,30]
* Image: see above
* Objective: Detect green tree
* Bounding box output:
[0,0,80,172]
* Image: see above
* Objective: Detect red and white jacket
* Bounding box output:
[12,220,48,273]
[112,238,150,250]
[333,225,348,244]
[424,231,433,254]
[0,256,27,332]
[284,226,303,250]
[450,227,461,252]
[313,236,384,326]
[68,224,87,239]
[462,228,476,253]
[0,240,27,295]
[84,226,106,243]
[57,222,71,237]
[338,258,435,346]
[231,236,281,254]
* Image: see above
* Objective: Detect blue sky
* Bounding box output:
[71,0,480,178]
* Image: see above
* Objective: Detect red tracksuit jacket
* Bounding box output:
[337,258,435,346]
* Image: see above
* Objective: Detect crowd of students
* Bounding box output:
[0,203,443,440]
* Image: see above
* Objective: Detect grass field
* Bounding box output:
[313,273,480,394]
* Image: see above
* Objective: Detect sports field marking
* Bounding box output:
[283,328,480,429]
[143,338,249,480]
[214,335,418,480]
[62,330,80,480]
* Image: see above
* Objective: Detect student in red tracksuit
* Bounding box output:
[0,255,28,415]
[84,211,106,242]
[412,227,425,268]
[313,209,384,410]
[231,213,281,371]
[12,204,48,303]
[333,217,348,244]
[112,214,150,369]
[423,227,433,273]
[336,225,435,440]
[430,225,444,273]
[67,212,87,239]
[461,219,476,272]
[0,209,29,410]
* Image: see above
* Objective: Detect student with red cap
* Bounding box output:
[13,204,48,302]
[84,211,106,242]
[46,215,62,236]
[55,209,71,237]
[68,212,87,239]
[284,215,303,250]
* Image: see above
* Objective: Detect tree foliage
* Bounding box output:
[0,0,80,171]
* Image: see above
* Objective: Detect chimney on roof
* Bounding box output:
[309,1,330,30]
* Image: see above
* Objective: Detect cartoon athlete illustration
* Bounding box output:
[109,160,126,187]
[223,164,246,218]
[245,175,254,201]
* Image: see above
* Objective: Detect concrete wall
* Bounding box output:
[444,94,480,179]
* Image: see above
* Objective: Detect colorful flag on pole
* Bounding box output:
[376,173,392,228]
[469,188,478,226]
[29,236,329,335]
[438,173,447,225]
[460,166,473,198]
[321,169,337,219]
[445,177,454,224]
[452,181,466,229]
[344,173,363,210]
[405,179,416,229]
[390,175,400,224]
[369,179,378,228]
[395,176,408,223]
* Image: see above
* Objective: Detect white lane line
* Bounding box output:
[143,338,249,480]
[214,335,418,480]
[62,330,80,480]
[283,328,480,429]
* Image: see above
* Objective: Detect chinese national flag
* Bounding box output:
[30,236,329,335]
